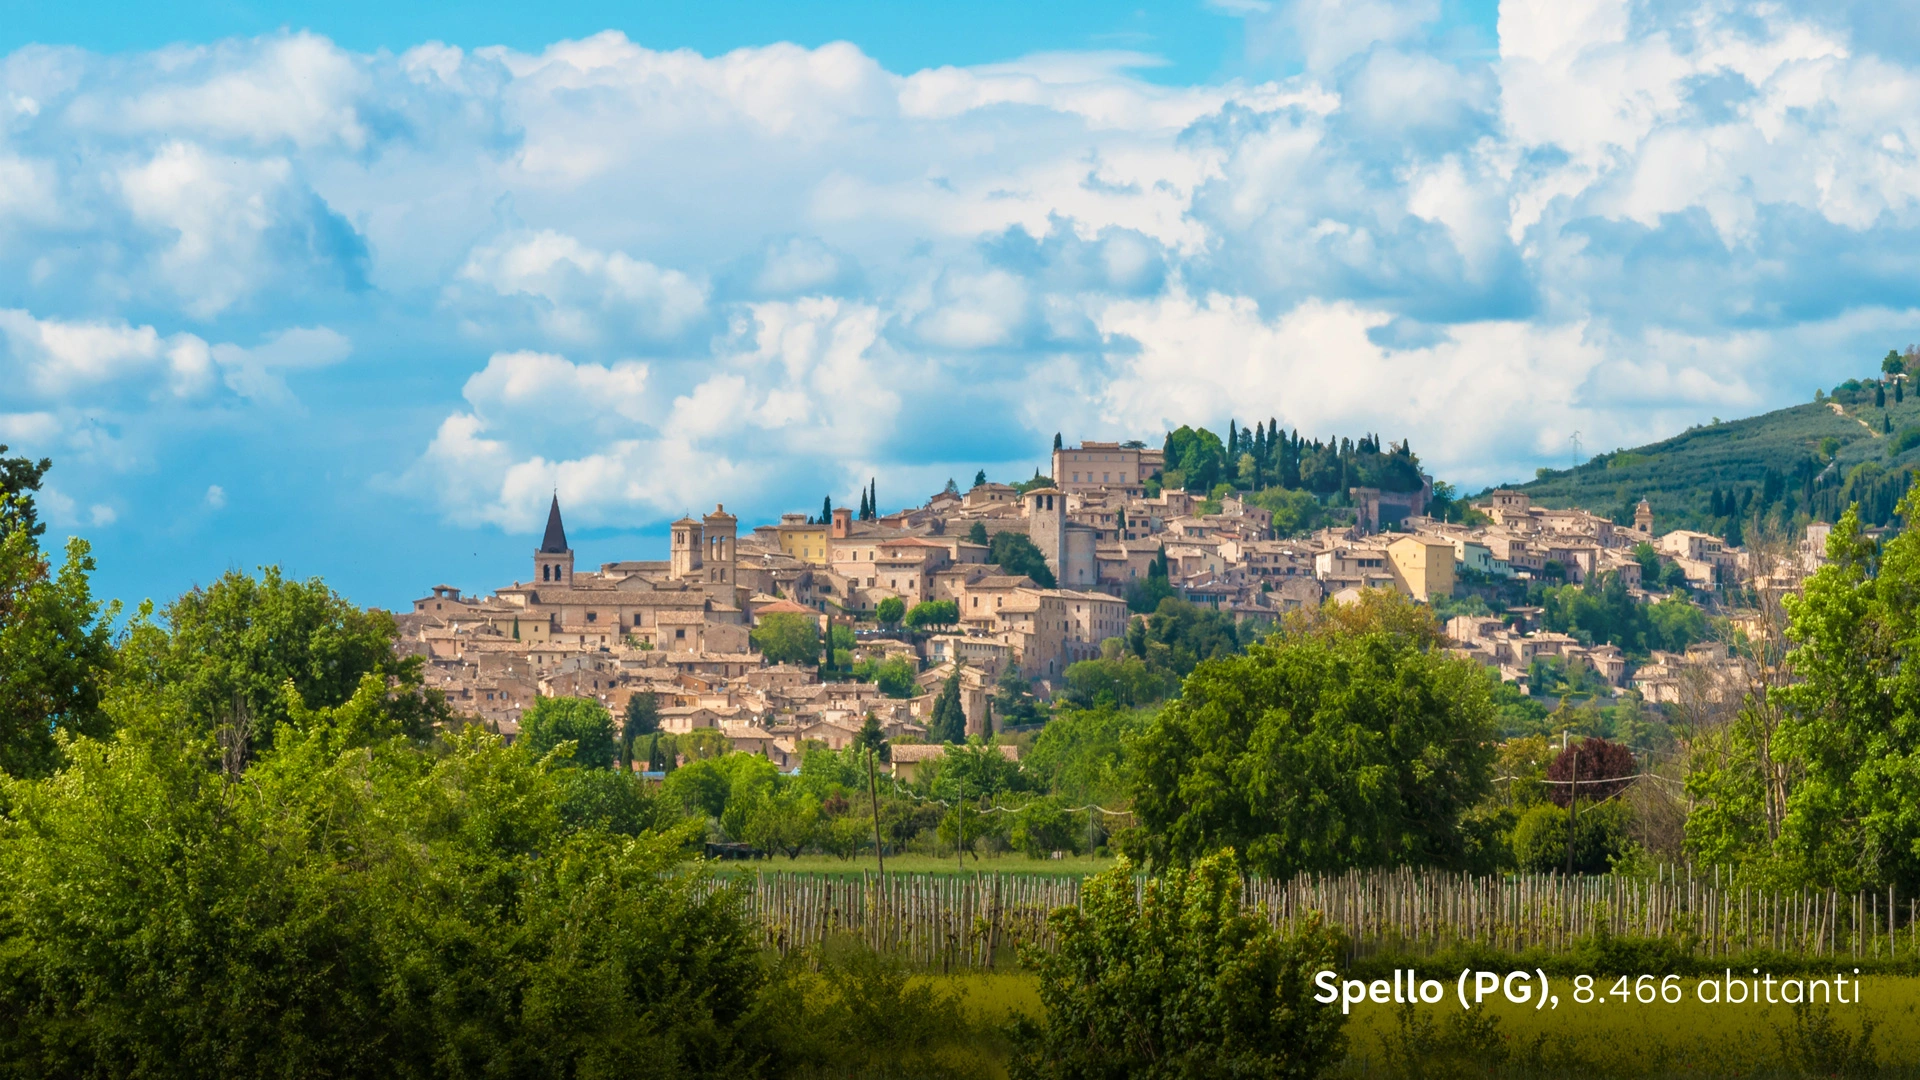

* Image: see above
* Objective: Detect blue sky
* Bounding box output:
[3,0,1918,612]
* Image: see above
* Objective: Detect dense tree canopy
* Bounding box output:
[751,612,822,666]
[1690,496,1920,892]
[522,695,619,769]
[853,654,918,698]
[0,446,52,539]
[0,697,770,1078]
[1538,571,1705,655]
[1123,597,1245,678]
[1129,600,1495,877]
[987,531,1056,588]
[0,529,117,778]
[119,566,437,752]
[905,599,958,631]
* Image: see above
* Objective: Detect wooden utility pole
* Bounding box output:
[1565,745,1580,877]
[955,774,966,873]
[866,744,885,876]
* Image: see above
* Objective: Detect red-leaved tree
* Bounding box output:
[1546,737,1636,807]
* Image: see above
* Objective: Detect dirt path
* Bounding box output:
[1828,399,1882,437]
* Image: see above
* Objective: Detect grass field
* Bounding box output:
[709,852,1117,878]
[914,973,1920,1078]
[1335,974,1920,1077]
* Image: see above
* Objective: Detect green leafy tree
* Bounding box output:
[739,785,823,858]
[1885,349,1905,376]
[967,520,989,545]
[1062,654,1180,709]
[751,611,822,666]
[994,662,1042,726]
[973,470,987,488]
[620,691,659,768]
[1129,610,1495,876]
[522,696,619,769]
[1025,705,1147,805]
[1125,547,1176,613]
[853,655,918,698]
[1010,852,1347,1080]
[929,668,967,743]
[1011,797,1084,858]
[119,566,437,753]
[0,714,771,1077]
[987,531,1056,587]
[0,527,117,777]
[0,446,52,538]
[1632,541,1662,583]
[905,598,958,631]
[1510,801,1627,874]
[875,595,906,627]
[1123,596,1242,676]
[1689,497,1920,891]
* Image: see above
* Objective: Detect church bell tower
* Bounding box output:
[534,494,574,586]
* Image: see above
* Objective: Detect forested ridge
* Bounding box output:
[1515,348,1920,537]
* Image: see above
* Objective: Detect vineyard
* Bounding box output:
[736,867,1920,971]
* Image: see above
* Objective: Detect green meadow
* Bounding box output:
[910,973,1920,1079]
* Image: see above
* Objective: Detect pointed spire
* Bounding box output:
[539,494,570,553]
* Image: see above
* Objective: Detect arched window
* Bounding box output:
[542,564,550,581]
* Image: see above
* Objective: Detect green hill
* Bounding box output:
[1496,379,1920,539]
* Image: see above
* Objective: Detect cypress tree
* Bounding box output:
[1878,381,1887,407]
[1054,432,1064,451]
[1227,420,1237,456]
[1900,379,1906,404]
[870,478,878,518]
[931,669,966,743]
[821,495,833,523]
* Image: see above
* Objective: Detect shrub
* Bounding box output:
[1010,852,1347,1079]
[1510,800,1635,874]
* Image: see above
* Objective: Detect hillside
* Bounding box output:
[1503,378,1920,537]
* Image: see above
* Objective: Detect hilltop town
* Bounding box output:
[396,433,1810,764]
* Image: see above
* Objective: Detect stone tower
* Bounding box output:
[1023,486,1066,583]
[702,503,738,586]
[534,494,574,586]
[1634,498,1654,534]
[670,515,705,580]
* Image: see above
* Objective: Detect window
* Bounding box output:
[675,628,686,639]
[586,611,597,623]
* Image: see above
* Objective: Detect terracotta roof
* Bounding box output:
[755,599,815,615]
